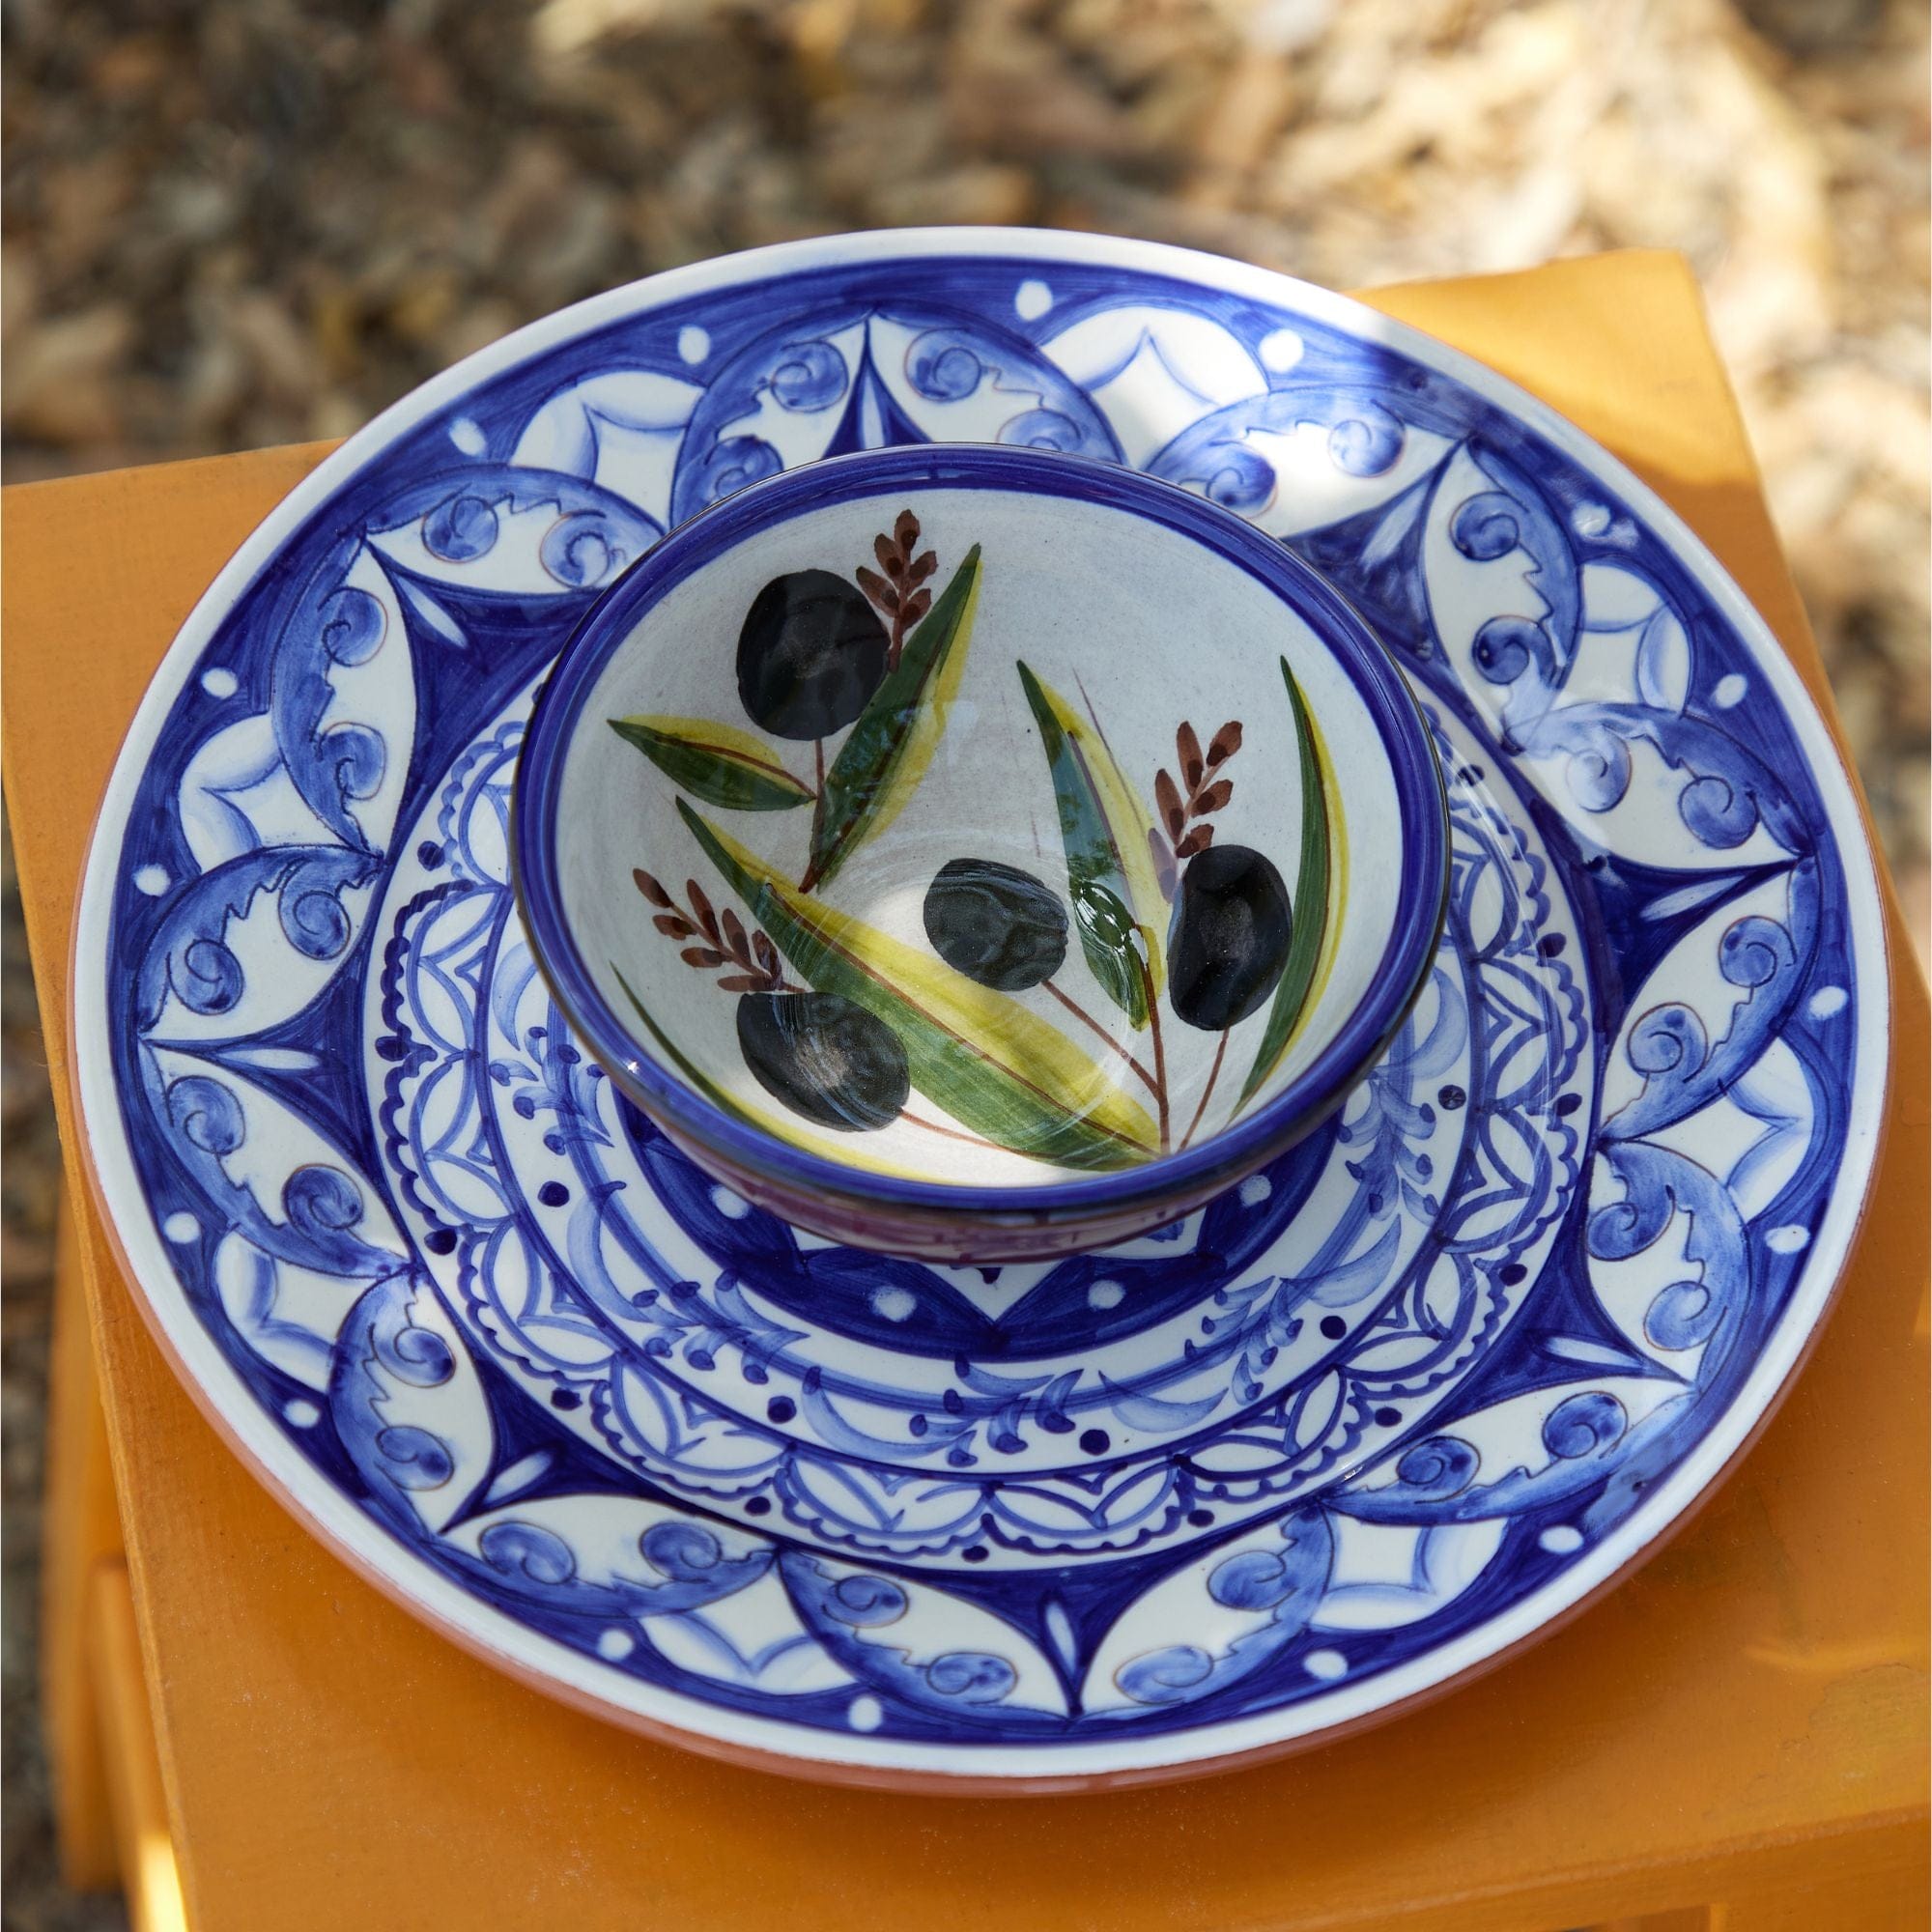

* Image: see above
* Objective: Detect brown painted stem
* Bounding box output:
[1141,957,1171,1154]
[800,739,828,892]
[1042,980,1160,1097]
[1179,1028,1229,1152]
[901,1108,996,1150]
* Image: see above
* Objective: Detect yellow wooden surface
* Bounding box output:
[86,1560,190,1932]
[5,251,1926,1931]
[41,1189,124,1890]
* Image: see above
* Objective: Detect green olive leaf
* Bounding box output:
[681,800,1158,1170]
[1238,660,1337,1105]
[1016,661,1166,1029]
[608,715,813,811]
[804,546,982,892]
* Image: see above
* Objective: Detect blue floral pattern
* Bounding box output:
[88,238,1880,1775]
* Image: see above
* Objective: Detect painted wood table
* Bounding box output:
[5,250,1926,1932]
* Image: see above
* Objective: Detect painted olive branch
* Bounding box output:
[633,867,792,993]
[1150,719,1243,898]
[855,508,937,671]
[803,543,981,894]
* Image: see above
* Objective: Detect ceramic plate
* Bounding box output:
[74,230,1889,1788]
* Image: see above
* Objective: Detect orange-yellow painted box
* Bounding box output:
[4,250,1925,1932]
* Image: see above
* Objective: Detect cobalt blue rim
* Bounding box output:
[511,441,1451,1221]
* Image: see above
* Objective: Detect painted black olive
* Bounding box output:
[736,570,889,741]
[923,858,1069,992]
[1167,843,1292,1032]
[735,990,909,1132]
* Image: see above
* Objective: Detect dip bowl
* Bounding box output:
[512,444,1448,1261]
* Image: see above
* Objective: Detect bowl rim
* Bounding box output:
[511,440,1451,1220]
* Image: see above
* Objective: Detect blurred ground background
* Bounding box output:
[1,0,1924,1923]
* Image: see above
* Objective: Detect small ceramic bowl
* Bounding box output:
[513,445,1447,1261]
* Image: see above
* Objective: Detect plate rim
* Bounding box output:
[69,225,1894,1784]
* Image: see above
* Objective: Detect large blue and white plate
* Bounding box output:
[73,231,1889,1787]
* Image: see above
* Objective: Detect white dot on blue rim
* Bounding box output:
[847,1694,884,1732]
[162,1210,199,1243]
[134,865,170,896]
[1088,1280,1124,1310]
[1539,1524,1583,1554]
[1303,1648,1348,1682]
[1807,985,1847,1020]
[598,1628,637,1661]
[201,667,239,698]
[872,1288,916,1322]
[1013,279,1053,321]
[1258,327,1303,372]
[448,416,487,456]
[1767,1225,1810,1254]
[1714,672,1748,708]
[283,1399,321,1428]
[678,325,711,364]
[711,1185,751,1219]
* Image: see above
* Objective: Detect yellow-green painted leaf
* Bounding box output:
[611,965,931,1180]
[609,715,813,811]
[681,802,1159,1170]
[804,547,981,891]
[1016,661,1166,1028]
[1238,660,1342,1105]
